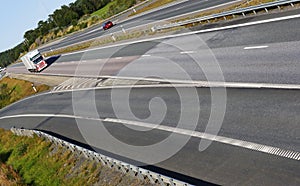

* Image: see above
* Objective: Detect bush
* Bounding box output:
[0,150,12,163]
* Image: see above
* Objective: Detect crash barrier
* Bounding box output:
[154,0,300,30]
[11,127,193,186]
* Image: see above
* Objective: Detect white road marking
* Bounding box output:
[115,57,123,59]
[244,45,269,50]
[1,114,299,161]
[180,51,196,54]
[0,114,88,120]
[64,14,300,56]
[142,54,151,57]
[103,118,300,161]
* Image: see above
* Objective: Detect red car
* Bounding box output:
[102,21,113,30]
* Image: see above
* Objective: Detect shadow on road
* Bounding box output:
[45,55,61,66]
[40,55,61,72]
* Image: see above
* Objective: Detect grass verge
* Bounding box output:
[0,129,152,185]
[0,77,49,109]
[129,0,178,16]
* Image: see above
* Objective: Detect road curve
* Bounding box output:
[0,87,299,185]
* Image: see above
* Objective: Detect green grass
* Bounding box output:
[0,129,152,185]
[129,0,177,16]
[92,1,116,18]
[0,77,50,109]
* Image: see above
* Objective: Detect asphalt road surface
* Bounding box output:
[4,6,300,185]
[9,13,300,84]
[39,0,238,52]
[0,87,299,185]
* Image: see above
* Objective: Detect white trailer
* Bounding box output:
[21,49,47,72]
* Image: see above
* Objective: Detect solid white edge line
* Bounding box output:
[56,0,243,56]
[62,14,300,56]
[49,82,300,94]
[1,114,299,161]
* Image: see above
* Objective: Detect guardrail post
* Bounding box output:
[97,155,107,165]
[169,179,176,186]
[145,171,156,184]
[69,144,75,152]
[31,83,37,93]
[223,16,227,20]
[242,12,246,17]
[104,157,113,168]
[118,164,127,174]
[10,127,16,135]
[120,25,126,34]
[135,168,144,180]
[253,10,257,15]
[151,27,156,32]
[277,5,281,10]
[157,175,166,186]
[110,33,116,41]
[290,3,294,7]
[264,8,269,13]
[126,165,136,177]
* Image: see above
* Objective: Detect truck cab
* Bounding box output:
[21,49,47,72]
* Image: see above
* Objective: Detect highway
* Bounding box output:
[39,0,239,52]
[9,13,300,84]
[3,2,300,185]
[0,87,299,185]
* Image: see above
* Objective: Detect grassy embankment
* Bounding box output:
[92,1,116,18]
[31,0,141,52]
[0,77,49,109]
[0,129,148,185]
[129,0,177,16]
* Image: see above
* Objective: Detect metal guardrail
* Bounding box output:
[11,127,194,186]
[155,0,300,30]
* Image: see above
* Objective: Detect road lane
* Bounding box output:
[0,87,299,185]
[40,0,237,52]
[10,16,300,84]
[0,87,299,152]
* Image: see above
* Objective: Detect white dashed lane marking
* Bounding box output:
[180,51,196,54]
[244,45,269,50]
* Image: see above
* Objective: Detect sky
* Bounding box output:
[0,0,75,52]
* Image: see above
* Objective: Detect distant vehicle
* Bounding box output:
[21,49,47,72]
[102,21,114,30]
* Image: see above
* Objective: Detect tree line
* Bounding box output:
[0,0,137,68]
